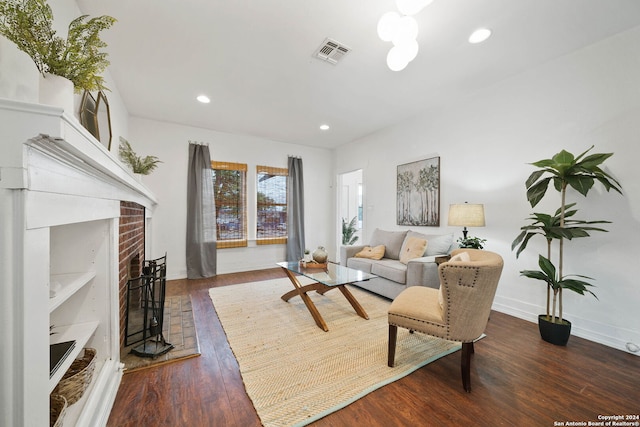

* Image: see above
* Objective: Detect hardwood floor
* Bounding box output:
[107,269,639,426]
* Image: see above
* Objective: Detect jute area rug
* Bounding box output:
[209,278,461,427]
[121,294,201,373]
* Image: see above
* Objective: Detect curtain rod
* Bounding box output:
[288,155,302,159]
[189,140,209,146]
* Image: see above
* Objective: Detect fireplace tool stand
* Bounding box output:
[127,254,174,358]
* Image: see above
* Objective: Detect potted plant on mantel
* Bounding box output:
[511,146,622,345]
[0,0,116,107]
[119,137,162,176]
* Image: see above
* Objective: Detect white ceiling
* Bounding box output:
[76,0,640,149]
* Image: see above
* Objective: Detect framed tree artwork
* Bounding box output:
[397,156,440,226]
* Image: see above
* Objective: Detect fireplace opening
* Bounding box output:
[118,201,146,348]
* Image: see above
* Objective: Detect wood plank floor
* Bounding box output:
[107,268,640,426]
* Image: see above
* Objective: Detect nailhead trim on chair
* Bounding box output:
[389,315,449,339]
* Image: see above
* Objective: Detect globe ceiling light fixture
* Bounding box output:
[319,124,330,131]
[377,11,402,42]
[196,94,211,104]
[468,28,492,44]
[392,15,419,45]
[378,1,433,71]
[386,46,410,72]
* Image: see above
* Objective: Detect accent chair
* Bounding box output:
[387,248,504,392]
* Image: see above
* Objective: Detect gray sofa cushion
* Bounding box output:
[371,259,407,283]
[370,229,408,260]
[346,257,375,273]
[402,231,454,256]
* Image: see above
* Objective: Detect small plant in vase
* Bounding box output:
[119,137,162,175]
[512,146,622,345]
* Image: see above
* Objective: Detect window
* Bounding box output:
[256,165,288,245]
[211,161,247,248]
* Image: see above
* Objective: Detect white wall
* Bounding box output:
[335,26,640,354]
[128,117,334,278]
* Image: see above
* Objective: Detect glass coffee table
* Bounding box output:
[277,261,377,332]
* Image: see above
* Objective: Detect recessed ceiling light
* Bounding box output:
[468,28,492,44]
[319,124,330,131]
[196,94,211,103]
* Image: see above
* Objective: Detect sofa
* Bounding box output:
[340,229,457,300]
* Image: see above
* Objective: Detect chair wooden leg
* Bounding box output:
[461,342,473,392]
[388,325,398,367]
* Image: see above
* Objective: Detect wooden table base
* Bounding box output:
[280,267,369,331]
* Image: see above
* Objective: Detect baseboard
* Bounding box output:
[492,296,640,357]
[75,359,124,427]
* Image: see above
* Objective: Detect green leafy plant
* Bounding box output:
[119,137,162,175]
[512,146,622,325]
[512,203,611,320]
[457,236,486,249]
[0,0,116,92]
[341,216,359,245]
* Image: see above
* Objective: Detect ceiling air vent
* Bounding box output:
[313,38,351,65]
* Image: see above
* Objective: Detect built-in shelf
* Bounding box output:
[49,321,99,394]
[49,272,96,312]
[1,98,156,426]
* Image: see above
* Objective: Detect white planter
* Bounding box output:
[39,73,75,114]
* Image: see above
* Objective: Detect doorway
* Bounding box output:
[337,169,363,262]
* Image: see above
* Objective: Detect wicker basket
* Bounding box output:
[53,348,97,405]
[50,394,67,427]
[299,261,327,269]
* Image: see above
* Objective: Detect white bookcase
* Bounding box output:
[0,99,157,426]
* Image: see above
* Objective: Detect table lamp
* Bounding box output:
[448,202,485,238]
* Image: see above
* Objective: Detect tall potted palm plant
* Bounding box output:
[512,146,622,345]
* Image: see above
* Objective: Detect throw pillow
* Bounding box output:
[354,245,385,260]
[399,237,428,264]
[369,229,408,260]
[448,251,471,263]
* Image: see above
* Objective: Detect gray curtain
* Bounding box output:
[186,143,217,278]
[286,156,305,262]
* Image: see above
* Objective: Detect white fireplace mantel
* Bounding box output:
[0,98,157,208]
[0,98,157,427]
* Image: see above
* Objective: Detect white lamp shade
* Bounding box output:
[448,204,486,227]
[392,16,419,46]
[393,38,419,62]
[377,11,401,42]
[387,46,410,71]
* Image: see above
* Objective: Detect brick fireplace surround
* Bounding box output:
[118,201,146,347]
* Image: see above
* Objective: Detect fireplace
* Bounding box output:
[118,201,146,348]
